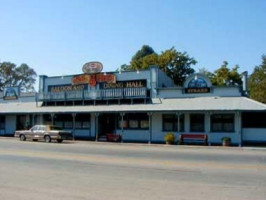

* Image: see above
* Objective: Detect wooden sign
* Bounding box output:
[72,74,116,86]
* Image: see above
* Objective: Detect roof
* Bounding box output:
[0,97,265,114]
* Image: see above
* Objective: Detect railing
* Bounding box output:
[37,88,148,101]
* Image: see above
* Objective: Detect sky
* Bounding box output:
[0,0,265,81]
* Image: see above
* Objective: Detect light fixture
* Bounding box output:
[194,74,198,80]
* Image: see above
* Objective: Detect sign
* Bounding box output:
[72,74,116,86]
[101,80,146,89]
[82,62,103,74]
[185,88,210,94]
[48,84,88,93]
[3,87,19,100]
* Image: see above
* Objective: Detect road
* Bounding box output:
[0,138,266,200]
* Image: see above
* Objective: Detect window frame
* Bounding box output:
[190,114,205,132]
[211,114,235,132]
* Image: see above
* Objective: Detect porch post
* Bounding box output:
[120,112,125,143]
[32,114,36,126]
[72,113,76,141]
[206,112,211,146]
[51,113,55,125]
[176,112,180,132]
[176,112,180,144]
[94,113,99,141]
[238,111,242,147]
[148,112,152,144]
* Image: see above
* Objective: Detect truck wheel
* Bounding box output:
[44,135,51,143]
[20,134,26,141]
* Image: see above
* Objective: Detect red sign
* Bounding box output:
[72,74,116,86]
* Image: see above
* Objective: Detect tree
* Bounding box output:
[249,55,266,104]
[211,61,242,86]
[122,45,196,86]
[0,61,37,92]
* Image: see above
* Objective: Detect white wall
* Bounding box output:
[116,130,149,141]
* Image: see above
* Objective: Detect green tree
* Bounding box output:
[211,61,242,86]
[249,55,266,103]
[0,61,37,92]
[123,46,196,86]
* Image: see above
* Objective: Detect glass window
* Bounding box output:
[64,121,73,129]
[162,114,184,132]
[75,114,90,129]
[190,114,205,132]
[162,114,176,131]
[129,120,138,128]
[140,120,149,129]
[75,121,82,129]
[118,113,149,129]
[211,114,234,132]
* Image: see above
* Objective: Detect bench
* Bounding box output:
[179,134,208,145]
[106,133,121,142]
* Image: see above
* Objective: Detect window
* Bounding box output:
[75,114,90,129]
[118,113,149,129]
[0,116,5,129]
[163,114,176,131]
[190,114,205,132]
[162,114,184,132]
[211,114,234,132]
[54,114,73,129]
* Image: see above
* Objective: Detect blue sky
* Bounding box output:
[0,0,265,79]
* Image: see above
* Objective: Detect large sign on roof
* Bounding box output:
[82,62,103,74]
[72,74,116,86]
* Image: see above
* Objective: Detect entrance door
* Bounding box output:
[98,114,117,136]
[16,115,27,130]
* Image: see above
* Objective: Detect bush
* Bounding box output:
[222,137,231,142]
[164,132,175,144]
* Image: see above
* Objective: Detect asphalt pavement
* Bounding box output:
[0,137,266,200]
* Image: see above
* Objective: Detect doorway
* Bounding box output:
[98,114,117,137]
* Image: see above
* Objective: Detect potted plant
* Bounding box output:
[222,137,231,146]
[164,132,175,145]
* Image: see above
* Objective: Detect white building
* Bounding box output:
[0,65,265,146]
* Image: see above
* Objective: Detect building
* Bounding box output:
[0,63,266,146]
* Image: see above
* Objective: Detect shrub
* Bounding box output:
[164,132,175,144]
[222,137,231,142]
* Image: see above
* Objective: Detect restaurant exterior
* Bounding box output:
[0,62,266,146]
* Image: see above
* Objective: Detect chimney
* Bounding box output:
[242,71,248,96]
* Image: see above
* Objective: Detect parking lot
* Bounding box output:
[0,137,266,200]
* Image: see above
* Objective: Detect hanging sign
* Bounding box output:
[82,62,103,74]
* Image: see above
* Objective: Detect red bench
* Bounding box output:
[106,134,121,142]
[179,134,208,145]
